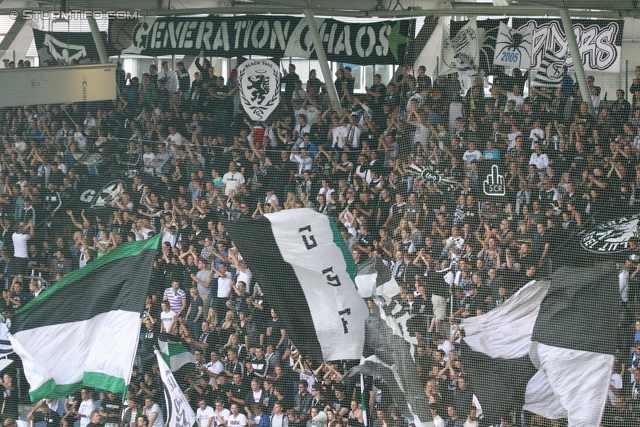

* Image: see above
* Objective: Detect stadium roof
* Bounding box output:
[0,0,637,19]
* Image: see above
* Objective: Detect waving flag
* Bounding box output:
[226,209,368,362]
[440,18,481,92]
[10,235,160,401]
[156,349,196,427]
[460,267,617,426]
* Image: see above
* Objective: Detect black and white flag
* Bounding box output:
[531,49,566,88]
[238,59,281,122]
[226,209,368,363]
[440,18,481,92]
[155,349,196,427]
[493,22,533,69]
[33,29,117,64]
[459,267,617,426]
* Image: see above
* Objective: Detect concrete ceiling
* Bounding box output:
[0,0,636,19]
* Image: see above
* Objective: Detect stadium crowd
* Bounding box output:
[0,51,639,427]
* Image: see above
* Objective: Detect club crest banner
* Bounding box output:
[238,60,280,121]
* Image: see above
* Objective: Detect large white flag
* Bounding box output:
[155,349,196,427]
[493,22,533,69]
[459,267,617,426]
[440,18,481,92]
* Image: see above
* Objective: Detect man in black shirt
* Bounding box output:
[27,404,62,427]
[281,64,300,104]
[99,391,122,427]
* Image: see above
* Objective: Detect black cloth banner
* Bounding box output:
[450,18,508,74]
[33,29,118,64]
[108,15,415,65]
[512,18,624,72]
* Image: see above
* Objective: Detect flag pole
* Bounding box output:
[360,373,367,427]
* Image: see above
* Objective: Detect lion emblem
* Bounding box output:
[247,75,270,104]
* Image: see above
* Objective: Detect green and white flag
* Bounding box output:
[10,235,160,401]
[158,334,195,372]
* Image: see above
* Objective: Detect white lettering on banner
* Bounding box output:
[121,16,403,62]
[580,214,640,253]
[516,20,621,72]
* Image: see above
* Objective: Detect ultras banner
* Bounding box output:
[109,15,415,65]
[512,18,624,73]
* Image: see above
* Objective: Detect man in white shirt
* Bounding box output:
[270,403,288,427]
[203,351,224,386]
[222,162,245,196]
[77,389,96,427]
[167,127,185,152]
[226,404,247,427]
[213,400,231,427]
[159,301,177,335]
[157,61,179,93]
[196,399,215,427]
[330,116,349,149]
[214,264,233,313]
[144,396,164,427]
[462,142,482,169]
[12,220,34,277]
[505,85,524,112]
[529,142,549,170]
[430,406,444,427]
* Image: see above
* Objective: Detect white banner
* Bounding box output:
[440,18,481,92]
[155,350,196,427]
[513,19,624,73]
[493,22,533,69]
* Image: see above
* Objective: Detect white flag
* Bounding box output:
[155,349,196,427]
[493,22,533,69]
[440,18,481,92]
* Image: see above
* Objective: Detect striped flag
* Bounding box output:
[459,267,617,426]
[10,235,160,401]
[531,49,566,87]
[226,209,368,362]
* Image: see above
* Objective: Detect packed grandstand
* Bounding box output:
[0,17,637,426]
